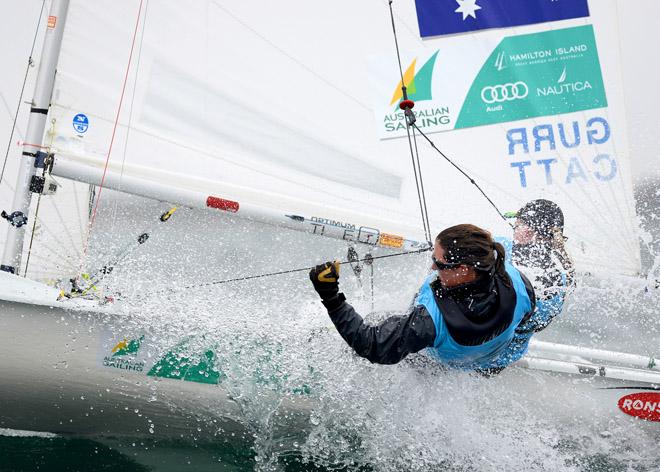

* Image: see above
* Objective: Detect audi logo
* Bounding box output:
[480,82,529,104]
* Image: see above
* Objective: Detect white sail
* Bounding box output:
[1,0,658,455]
[45,0,639,274]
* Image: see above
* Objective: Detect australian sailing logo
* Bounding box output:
[103,336,145,372]
[383,51,451,135]
[389,52,438,107]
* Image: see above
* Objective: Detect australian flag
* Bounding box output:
[415,0,590,38]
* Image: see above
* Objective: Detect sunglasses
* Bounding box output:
[432,254,495,273]
[431,254,462,271]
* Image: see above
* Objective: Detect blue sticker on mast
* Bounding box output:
[415,0,590,38]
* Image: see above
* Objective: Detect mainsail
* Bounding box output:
[9,0,640,275]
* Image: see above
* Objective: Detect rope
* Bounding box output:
[386,1,510,229]
[63,206,177,299]
[149,247,431,295]
[369,260,375,312]
[387,0,433,243]
[383,12,627,257]
[80,0,145,274]
[0,0,47,186]
[16,141,49,149]
[111,0,149,232]
[403,115,432,243]
[411,123,512,226]
[388,0,407,85]
[410,121,433,240]
[71,0,514,300]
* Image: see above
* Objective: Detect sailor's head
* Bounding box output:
[432,224,505,288]
[512,199,564,245]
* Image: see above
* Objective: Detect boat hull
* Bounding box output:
[0,297,310,442]
[1,295,658,442]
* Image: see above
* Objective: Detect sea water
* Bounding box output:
[2,193,659,472]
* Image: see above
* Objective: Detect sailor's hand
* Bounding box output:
[309,261,340,301]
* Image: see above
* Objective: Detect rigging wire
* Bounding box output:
[68,1,520,298]
[146,247,431,296]
[0,0,48,187]
[412,122,513,227]
[63,206,177,299]
[366,253,375,312]
[410,122,433,238]
[387,0,510,229]
[111,0,149,232]
[386,9,630,252]
[2,169,84,276]
[79,0,145,276]
[387,0,432,244]
[385,12,631,258]
[403,114,432,243]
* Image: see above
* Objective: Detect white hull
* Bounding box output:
[0,295,311,443]
[1,273,658,440]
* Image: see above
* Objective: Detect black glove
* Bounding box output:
[309,261,340,300]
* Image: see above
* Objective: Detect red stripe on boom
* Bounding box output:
[206,196,239,213]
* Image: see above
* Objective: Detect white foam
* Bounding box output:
[0,428,58,438]
[21,197,656,470]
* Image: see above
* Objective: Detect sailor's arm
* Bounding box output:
[322,295,436,364]
[308,261,435,364]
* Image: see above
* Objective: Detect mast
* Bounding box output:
[1,0,70,274]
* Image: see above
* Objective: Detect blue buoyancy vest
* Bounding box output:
[488,237,570,367]
[496,236,568,325]
[415,262,533,370]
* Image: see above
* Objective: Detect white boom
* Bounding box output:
[51,153,428,252]
[529,339,657,371]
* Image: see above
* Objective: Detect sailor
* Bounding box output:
[309,224,536,373]
[492,199,576,367]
